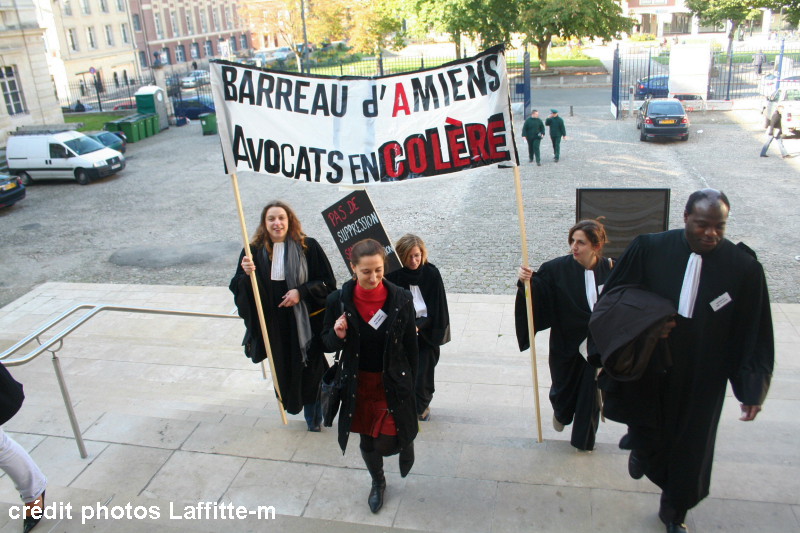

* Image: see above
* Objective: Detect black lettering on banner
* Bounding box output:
[222,66,238,100]
[256,73,274,106]
[311,84,329,116]
[295,146,311,180]
[363,85,378,117]
[484,54,501,91]
[281,144,295,176]
[308,147,325,182]
[331,85,347,117]
[447,68,466,102]
[276,77,292,110]
[411,75,439,112]
[264,140,280,173]
[465,63,488,98]
[436,72,450,106]
[247,136,264,171]
[294,80,310,114]
[327,151,343,183]
[232,124,249,167]
[239,70,255,104]
[321,190,402,274]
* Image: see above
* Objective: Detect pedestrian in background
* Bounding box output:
[752,50,766,76]
[760,105,789,158]
[230,200,337,432]
[521,109,545,165]
[545,109,567,162]
[322,239,419,514]
[386,234,451,422]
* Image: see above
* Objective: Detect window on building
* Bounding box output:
[86,27,97,48]
[212,8,219,31]
[116,0,124,11]
[154,12,163,38]
[139,50,148,67]
[190,42,200,59]
[204,39,213,57]
[239,33,247,50]
[132,13,141,31]
[1,66,27,116]
[99,0,108,13]
[224,6,232,30]
[67,28,79,51]
[199,9,207,32]
[185,11,194,34]
[170,11,179,37]
[104,24,114,45]
[63,0,72,16]
[158,47,171,64]
[229,36,236,52]
[120,23,129,43]
[175,44,186,62]
[80,0,90,15]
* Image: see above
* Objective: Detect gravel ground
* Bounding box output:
[1,100,798,309]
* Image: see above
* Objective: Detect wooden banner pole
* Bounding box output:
[513,165,543,443]
[230,171,288,425]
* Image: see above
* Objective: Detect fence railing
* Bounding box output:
[1,304,242,458]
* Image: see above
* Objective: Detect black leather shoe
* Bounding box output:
[368,477,386,513]
[399,442,415,477]
[666,522,688,533]
[628,450,646,480]
[23,491,45,533]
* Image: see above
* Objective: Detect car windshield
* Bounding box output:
[649,103,684,115]
[64,136,105,155]
[97,133,117,144]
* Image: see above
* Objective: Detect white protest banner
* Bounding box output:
[210,45,517,184]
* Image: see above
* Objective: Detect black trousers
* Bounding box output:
[550,352,600,450]
[416,343,439,414]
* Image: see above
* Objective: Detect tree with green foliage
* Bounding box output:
[685,0,776,55]
[780,0,800,27]
[348,0,406,54]
[518,0,634,70]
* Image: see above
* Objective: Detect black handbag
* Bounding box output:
[0,362,25,425]
[318,351,342,427]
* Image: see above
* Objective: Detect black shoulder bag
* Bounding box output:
[0,363,25,425]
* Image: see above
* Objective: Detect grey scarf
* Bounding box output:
[284,238,313,364]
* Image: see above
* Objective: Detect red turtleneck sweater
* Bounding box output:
[353,281,388,323]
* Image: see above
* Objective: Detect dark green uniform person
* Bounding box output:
[545,109,567,162]
[521,109,545,165]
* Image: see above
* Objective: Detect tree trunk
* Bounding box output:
[454,32,462,59]
[726,20,738,58]
[536,38,551,71]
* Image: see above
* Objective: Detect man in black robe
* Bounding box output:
[597,189,774,533]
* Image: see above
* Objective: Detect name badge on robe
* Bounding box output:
[368,309,388,330]
[709,292,732,312]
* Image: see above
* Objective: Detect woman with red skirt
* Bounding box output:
[322,239,419,513]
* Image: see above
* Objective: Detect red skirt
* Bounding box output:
[350,370,397,437]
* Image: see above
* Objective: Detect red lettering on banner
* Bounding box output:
[347,196,360,214]
[327,206,347,227]
[406,137,427,174]
[465,124,488,162]
[446,127,470,167]
[486,118,506,158]
[382,142,405,178]
[392,84,411,117]
[429,131,451,171]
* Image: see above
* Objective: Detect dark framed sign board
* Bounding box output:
[576,188,671,259]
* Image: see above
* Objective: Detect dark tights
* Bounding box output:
[359,434,399,457]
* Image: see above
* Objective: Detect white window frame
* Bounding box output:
[1,65,28,116]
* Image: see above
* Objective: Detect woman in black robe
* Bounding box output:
[230,200,336,431]
[515,219,612,451]
[385,234,451,421]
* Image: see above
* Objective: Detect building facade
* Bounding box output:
[0,0,64,144]
[128,0,251,72]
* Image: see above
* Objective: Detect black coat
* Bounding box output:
[230,237,336,414]
[322,279,419,454]
[385,262,451,349]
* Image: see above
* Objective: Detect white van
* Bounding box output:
[6,130,125,185]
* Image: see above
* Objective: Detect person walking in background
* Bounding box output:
[386,234,451,422]
[230,200,337,432]
[752,50,766,75]
[521,109,546,165]
[760,105,789,158]
[596,189,773,533]
[322,239,419,514]
[515,220,612,451]
[545,109,567,162]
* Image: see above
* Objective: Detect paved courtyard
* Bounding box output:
[1,97,798,307]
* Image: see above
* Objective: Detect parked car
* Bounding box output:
[758,74,800,96]
[172,96,215,120]
[6,130,125,185]
[0,174,25,208]
[761,87,800,135]
[180,70,210,88]
[636,98,690,141]
[86,130,126,154]
[165,76,181,97]
[112,103,137,111]
[635,74,670,98]
[271,46,293,61]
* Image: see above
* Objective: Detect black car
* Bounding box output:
[0,174,25,208]
[637,98,690,141]
[172,96,215,120]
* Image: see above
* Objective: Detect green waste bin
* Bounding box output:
[200,113,217,135]
[118,118,139,143]
[147,114,158,135]
[143,114,154,138]
[134,115,146,139]
[104,119,124,132]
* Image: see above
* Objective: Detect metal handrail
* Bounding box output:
[1,303,242,458]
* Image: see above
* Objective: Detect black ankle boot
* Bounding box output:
[360,449,385,513]
[399,441,415,478]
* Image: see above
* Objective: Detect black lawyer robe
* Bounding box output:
[515,254,612,450]
[598,229,773,512]
[230,237,337,415]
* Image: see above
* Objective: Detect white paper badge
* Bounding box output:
[368,309,388,329]
[709,292,732,312]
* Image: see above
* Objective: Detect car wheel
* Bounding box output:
[681,133,689,141]
[636,120,641,129]
[18,171,32,186]
[640,129,647,142]
[75,169,90,185]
